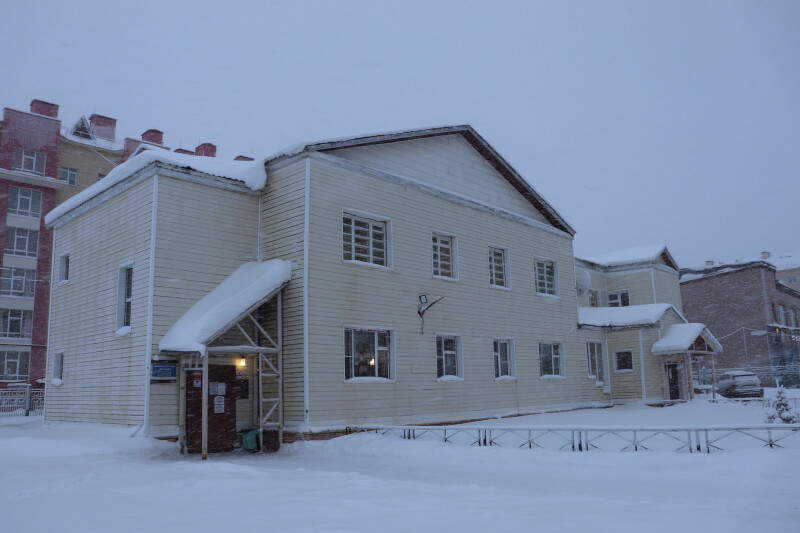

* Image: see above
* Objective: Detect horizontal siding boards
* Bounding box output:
[605,329,645,400]
[328,134,551,225]
[605,270,655,306]
[304,157,605,427]
[46,179,155,426]
[653,268,683,312]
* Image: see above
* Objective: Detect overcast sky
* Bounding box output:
[2,1,798,268]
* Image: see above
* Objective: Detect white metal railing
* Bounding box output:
[0,387,44,417]
[345,424,800,453]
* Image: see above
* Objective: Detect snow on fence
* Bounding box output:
[0,387,45,417]
[345,424,800,453]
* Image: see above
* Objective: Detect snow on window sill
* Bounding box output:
[540,374,565,380]
[50,378,63,387]
[437,375,463,382]
[342,259,393,271]
[58,279,69,286]
[115,326,131,337]
[494,375,516,381]
[489,283,511,291]
[535,292,560,299]
[615,369,634,374]
[344,377,394,383]
[432,275,459,282]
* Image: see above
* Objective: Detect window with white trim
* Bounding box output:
[493,338,515,378]
[534,259,557,295]
[615,350,634,372]
[788,276,797,285]
[52,352,64,381]
[342,212,388,267]
[117,267,133,329]
[0,309,33,338]
[11,148,46,176]
[587,341,604,385]
[539,342,562,376]
[0,268,36,298]
[432,233,456,278]
[4,228,39,257]
[59,254,70,283]
[7,186,42,218]
[790,308,798,328]
[344,328,392,380]
[436,335,462,379]
[778,305,787,326]
[608,291,630,307]
[0,351,29,380]
[588,289,599,307]
[58,166,78,185]
[489,247,508,288]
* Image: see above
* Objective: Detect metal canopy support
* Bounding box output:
[258,291,283,450]
[201,351,209,460]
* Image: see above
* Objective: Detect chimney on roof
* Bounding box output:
[142,129,164,145]
[705,261,714,267]
[89,114,116,141]
[761,251,771,260]
[174,148,194,155]
[234,155,254,161]
[195,142,216,157]
[30,99,59,118]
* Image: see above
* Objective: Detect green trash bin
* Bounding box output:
[241,429,260,451]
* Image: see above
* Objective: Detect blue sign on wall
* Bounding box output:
[151,363,177,378]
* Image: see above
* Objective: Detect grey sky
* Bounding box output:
[2,1,798,268]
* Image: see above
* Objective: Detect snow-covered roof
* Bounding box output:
[651,323,722,355]
[61,129,124,150]
[159,260,293,354]
[581,245,674,268]
[45,149,267,226]
[578,303,675,328]
[685,251,800,273]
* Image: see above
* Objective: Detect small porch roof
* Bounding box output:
[652,323,723,355]
[578,303,674,329]
[159,259,293,355]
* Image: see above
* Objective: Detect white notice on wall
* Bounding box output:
[214,395,224,414]
[209,382,218,395]
[216,383,226,396]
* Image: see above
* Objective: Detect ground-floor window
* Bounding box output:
[0,351,29,380]
[436,335,462,379]
[539,342,562,377]
[615,350,634,372]
[587,341,604,384]
[344,328,392,380]
[493,338,515,379]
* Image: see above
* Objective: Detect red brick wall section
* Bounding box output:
[0,108,61,178]
[30,187,55,387]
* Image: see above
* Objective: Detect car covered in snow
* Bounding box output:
[716,371,764,398]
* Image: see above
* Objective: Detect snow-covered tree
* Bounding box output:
[765,387,800,424]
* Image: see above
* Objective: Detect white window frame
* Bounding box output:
[587,341,605,385]
[488,245,510,289]
[58,166,78,186]
[116,265,133,333]
[4,227,39,258]
[436,334,462,381]
[431,231,458,280]
[12,148,46,176]
[539,342,563,378]
[343,326,394,381]
[534,258,558,296]
[7,186,42,218]
[790,308,798,328]
[0,309,33,339]
[0,350,30,381]
[788,276,797,285]
[778,305,787,326]
[51,351,64,385]
[341,209,392,268]
[588,289,599,307]
[493,338,516,379]
[0,268,36,298]
[608,290,630,307]
[58,253,70,284]
[614,350,634,372]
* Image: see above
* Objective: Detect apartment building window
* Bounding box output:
[493,338,515,378]
[344,328,392,380]
[52,352,64,383]
[587,341,605,384]
[436,335,462,379]
[788,276,797,285]
[539,342,562,377]
[11,148,46,176]
[790,308,798,328]
[608,291,630,307]
[342,212,389,267]
[7,186,42,218]
[0,351,29,380]
[0,268,36,298]
[58,166,78,185]
[778,305,787,326]
[489,246,508,288]
[0,309,33,338]
[4,228,39,258]
[432,233,457,279]
[117,267,133,330]
[59,254,70,283]
[615,350,634,372]
[534,259,558,295]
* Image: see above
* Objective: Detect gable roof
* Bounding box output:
[266,125,575,236]
[652,323,723,355]
[580,245,678,270]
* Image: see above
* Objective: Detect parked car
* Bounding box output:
[716,371,764,398]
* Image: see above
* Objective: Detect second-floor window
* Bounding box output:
[0,309,33,338]
[489,247,508,287]
[11,148,46,176]
[58,167,78,186]
[608,291,630,307]
[432,233,456,278]
[4,228,39,258]
[117,267,133,330]
[7,187,42,218]
[0,268,36,298]
[534,259,557,295]
[342,213,388,267]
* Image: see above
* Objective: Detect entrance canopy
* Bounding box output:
[652,323,722,355]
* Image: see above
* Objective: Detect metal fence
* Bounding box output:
[345,424,800,453]
[0,387,45,417]
[710,397,800,409]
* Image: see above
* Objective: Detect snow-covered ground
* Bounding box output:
[2,397,799,532]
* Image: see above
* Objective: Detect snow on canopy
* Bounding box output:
[581,245,670,267]
[652,323,722,355]
[45,149,267,225]
[578,303,674,327]
[159,260,292,354]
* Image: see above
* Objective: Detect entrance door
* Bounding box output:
[666,364,681,400]
[186,365,237,453]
